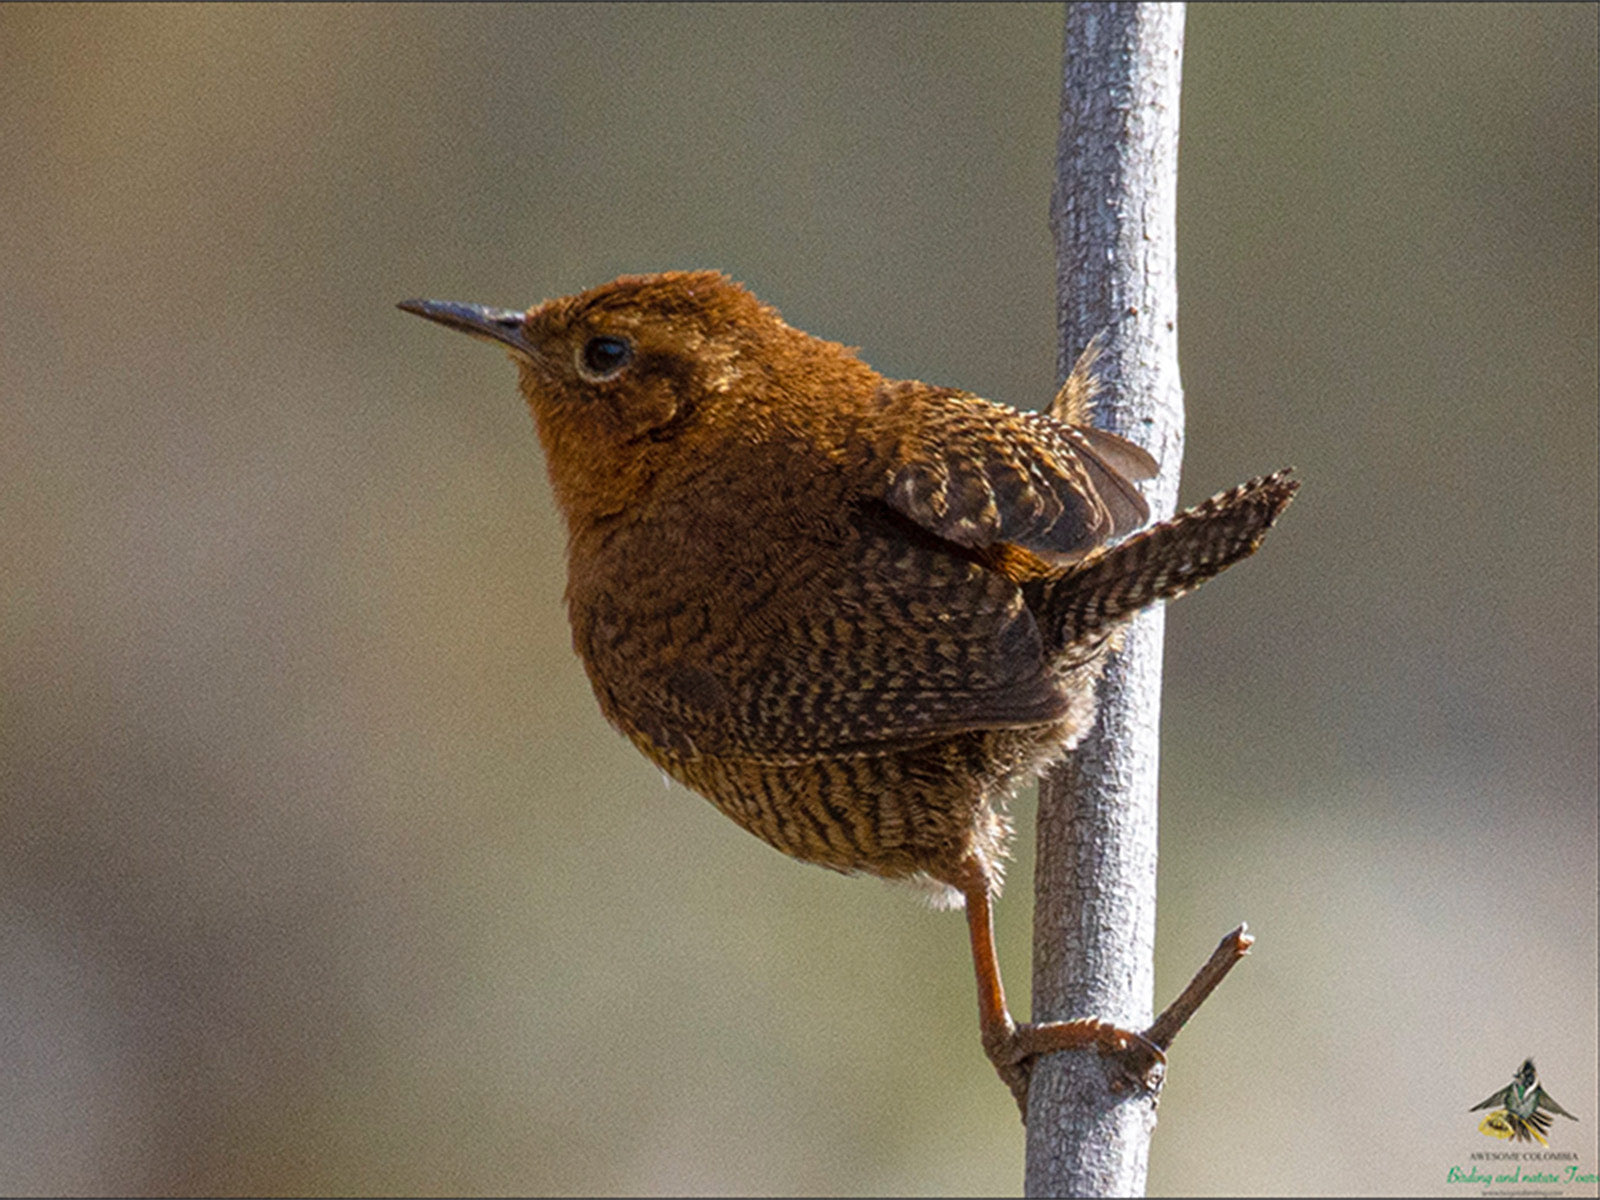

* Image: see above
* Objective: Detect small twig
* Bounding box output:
[1146,924,1254,1051]
[1096,924,1254,1096]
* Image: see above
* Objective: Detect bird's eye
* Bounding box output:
[579,335,634,380]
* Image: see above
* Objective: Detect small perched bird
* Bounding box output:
[400,271,1296,1112]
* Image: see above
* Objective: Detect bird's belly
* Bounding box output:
[647,714,1093,887]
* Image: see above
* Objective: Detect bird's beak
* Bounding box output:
[397,299,537,360]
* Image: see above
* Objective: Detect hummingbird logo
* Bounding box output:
[1471,1059,1578,1145]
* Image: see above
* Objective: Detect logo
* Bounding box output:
[1471,1059,1579,1146]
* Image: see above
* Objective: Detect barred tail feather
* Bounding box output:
[1039,469,1298,651]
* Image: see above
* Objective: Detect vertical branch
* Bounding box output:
[1027,4,1186,1197]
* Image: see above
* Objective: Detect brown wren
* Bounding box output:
[399,271,1296,1114]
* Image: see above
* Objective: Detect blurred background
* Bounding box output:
[2,4,1595,1195]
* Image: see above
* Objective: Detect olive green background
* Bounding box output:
[3,4,1595,1195]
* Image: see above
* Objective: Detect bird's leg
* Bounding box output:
[956,858,1165,1118]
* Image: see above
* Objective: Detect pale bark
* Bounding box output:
[1026,4,1186,1196]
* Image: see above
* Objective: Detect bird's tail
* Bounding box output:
[1036,468,1299,651]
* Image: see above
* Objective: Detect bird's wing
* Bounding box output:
[1471,1086,1514,1112]
[572,491,1077,762]
[572,388,1157,762]
[1534,1088,1580,1120]
[876,383,1153,564]
[589,505,1076,760]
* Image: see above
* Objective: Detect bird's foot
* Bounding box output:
[984,1017,1167,1117]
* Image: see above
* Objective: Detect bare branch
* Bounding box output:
[1027,5,1187,1195]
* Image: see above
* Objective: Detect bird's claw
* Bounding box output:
[990,1018,1167,1118]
